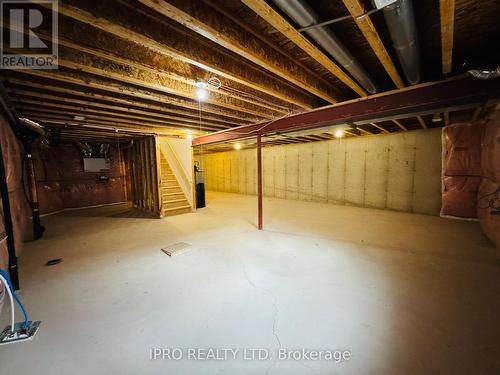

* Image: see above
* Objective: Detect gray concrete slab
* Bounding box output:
[0,192,498,374]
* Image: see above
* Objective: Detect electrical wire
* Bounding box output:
[0,273,15,333]
[0,269,29,329]
[477,186,500,211]
[207,75,297,114]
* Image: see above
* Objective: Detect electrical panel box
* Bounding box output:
[373,0,398,9]
[83,158,110,172]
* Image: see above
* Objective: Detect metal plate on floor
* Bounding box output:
[0,321,41,345]
[161,242,192,257]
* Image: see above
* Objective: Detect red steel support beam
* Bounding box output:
[257,134,263,230]
[192,76,500,146]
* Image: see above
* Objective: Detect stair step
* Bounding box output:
[165,198,188,204]
[162,190,183,195]
[164,192,185,196]
[162,205,191,217]
[162,186,182,190]
[163,200,189,209]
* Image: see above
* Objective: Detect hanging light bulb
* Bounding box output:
[195,81,209,101]
[186,130,193,140]
[234,143,242,150]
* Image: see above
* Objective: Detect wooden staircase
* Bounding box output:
[159,153,191,217]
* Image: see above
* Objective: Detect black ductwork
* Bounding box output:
[380,0,421,84]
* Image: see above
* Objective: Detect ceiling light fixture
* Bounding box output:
[186,130,193,140]
[195,81,209,101]
[234,143,242,150]
[334,129,344,138]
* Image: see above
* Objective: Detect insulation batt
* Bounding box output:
[442,107,500,249]
[478,107,500,249]
[33,143,127,214]
[0,115,30,275]
[442,123,483,218]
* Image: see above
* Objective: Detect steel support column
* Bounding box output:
[257,134,263,230]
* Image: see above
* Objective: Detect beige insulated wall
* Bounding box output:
[199,128,442,215]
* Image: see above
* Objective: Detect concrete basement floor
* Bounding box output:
[1,191,499,375]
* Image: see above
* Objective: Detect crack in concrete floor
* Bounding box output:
[243,268,320,375]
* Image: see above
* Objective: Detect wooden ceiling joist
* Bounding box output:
[46,1,317,109]
[470,106,482,123]
[416,116,427,128]
[444,110,450,126]
[440,0,456,74]
[9,70,256,123]
[137,0,340,104]
[25,29,294,114]
[14,104,223,132]
[49,125,160,138]
[28,115,187,136]
[344,129,360,137]
[241,0,367,97]
[8,92,230,130]
[342,0,404,88]
[54,57,276,120]
[370,122,390,133]
[21,110,210,133]
[4,77,242,126]
[200,0,331,88]
[392,119,408,131]
[356,126,374,135]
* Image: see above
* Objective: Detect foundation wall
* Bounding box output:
[199,128,442,215]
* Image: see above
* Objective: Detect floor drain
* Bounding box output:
[161,242,192,257]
